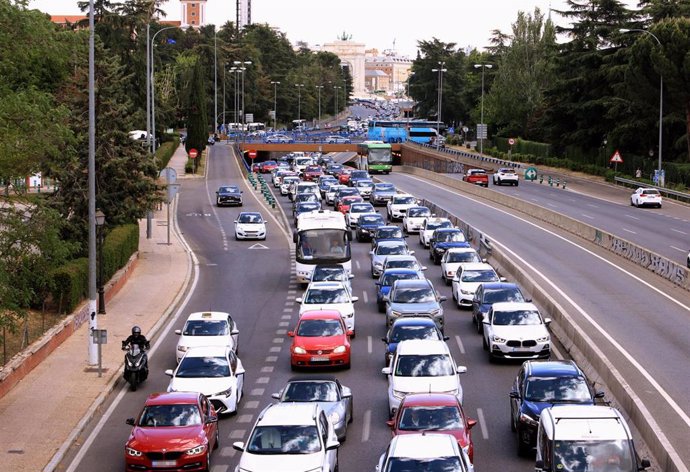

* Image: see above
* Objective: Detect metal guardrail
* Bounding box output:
[411,142,524,170]
[614,176,690,204]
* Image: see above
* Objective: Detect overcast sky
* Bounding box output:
[28,0,639,58]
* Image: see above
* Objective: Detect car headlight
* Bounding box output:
[392,390,406,399]
[446,271,455,277]
[391,310,402,317]
[329,411,343,423]
[519,412,539,427]
[333,345,347,354]
[491,335,507,343]
[374,262,383,269]
[537,335,550,343]
[461,288,473,295]
[185,444,206,456]
[293,346,307,354]
[126,447,143,457]
[437,248,446,253]
[216,386,233,397]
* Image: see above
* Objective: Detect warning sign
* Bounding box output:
[610,150,624,163]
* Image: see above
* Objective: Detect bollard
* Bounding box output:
[539,175,543,184]
[562,180,567,189]
[548,176,553,186]
[555,178,560,186]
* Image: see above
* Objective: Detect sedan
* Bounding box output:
[380,255,428,277]
[297,281,359,334]
[482,302,551,361]
[384,279,446,330]
[302,165,324,182]
[429,228,470,264]
[387,393,477,463]
[272,377,353,440]
[325,184,348,205]
[345,202,376,228]
[175,311,239,363]
[234,212,267,240]
[630,187,662,208]
[356,213,386,242]
[371,182,397,206]
[336,195,364,215]
[294,201,322,225]
[326,163,344,176]
[370,240,413,278]
[215,185,243,207]
[371,225,406,249]
[387,194,418,221]
[288,310,353,369]
[402,206,432,233]
[452,262,502,308]
[310,264,353,294]
[376,268,425,313]
[419,217,454,248]
[265,133,294,143]
[124,392,219,472]
[353,178,374,198]
[165,346,245,415]
[280,176,300,196]
[381,316,447,366]
[325,135,351,144]
[440,247,483,285]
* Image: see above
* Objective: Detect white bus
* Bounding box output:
[293,210,352,283]
[292,119,307,131]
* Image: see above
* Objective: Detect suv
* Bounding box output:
[493,167,519,186]
[481,302,551,361]
[428,228,470,264]
[471,282,527,332]
[384,279,447,331]
[510,360,605,456]
[233,403,340,471]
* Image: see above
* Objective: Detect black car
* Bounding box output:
[326,163,344,176]
[348,170,370,187]
[428,228,470,264]
[371,225,406,249]
[509,360,605,456]
[471,282,528,333]
[216,185,243,207]
[293,201,321,224]
[356,213,386,242]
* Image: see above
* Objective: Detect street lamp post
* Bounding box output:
[431,62,447,150]
[87,0,98,365]
[96,209,106,314]
[315,85,324,128]
[620,28,664,185]
[473,63,493,156]
[234,60,252,138]
[271,81,280,130]
[295,83,305,122]
[214,29,217,135]
[149,25,182,155]
[333,85,341,119]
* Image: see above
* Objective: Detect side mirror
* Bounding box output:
[346,330,354,337]
[544,317,552,325]
[369,251,374,256]
[386,419,395,428]
[341,387,352,398]
[639,458,651,470]
[293,233,298,244]
[381,367,392,375]
[233,220,238,224]
[165,369,174,377]
[443,336,450,341]
[295,297,303,303]
[232,442,245,452]
[594,390,606,399]
[326,440,340,451]
[421,266,428,271]
[288,331,295,337]
[349,274,355,279]
[525,298,533,303]
[375,282,381,286]
[271,392,280,399]
[381,337,388,343]
[439,295,447,302]
[174,329,181,335]
[499,276,507,282]
[126,417,136,426]
[206,415,218,424]
[351,296,359,303]
[509,391,520,399]
[467,418,478,430]
[456,365,468,374]
[409,250,415,255]
[231,329,240,335]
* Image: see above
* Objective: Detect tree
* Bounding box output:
[185,58,209,160]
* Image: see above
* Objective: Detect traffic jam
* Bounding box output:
[123,151,651,472]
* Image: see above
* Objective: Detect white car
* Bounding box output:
[345,202,376,228]
[280,176,300,195]
[353,179,374,198]
[402,206,432,233]
[452,262,502,308]
[297,281,359,335]
[381,255,428,277]
[440,248,483,286]
[387,193,418,221]
[482,302,551,361]
[174,311,240,362]
[376,433,473,472]
[165,345,245,415]
[493,167,519,186]
[381,340,467,417]
[419,217,454,248]
[630,187,662,208]
[234,211,267,240]
[370,240,414,278]
[325,184,348,205]
[233,402,339,472]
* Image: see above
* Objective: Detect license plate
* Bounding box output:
[311,356,329,362]
[152,460,177,467]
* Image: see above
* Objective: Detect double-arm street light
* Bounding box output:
[234,61,252,136]
[315,85,324,127]
[431,62,447,150]
[473,63,493,156]
[295,83,305,122]
[271,81,280,130]
[333,85,341,118]
[620,28,664,185]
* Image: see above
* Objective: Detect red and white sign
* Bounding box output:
[248,150,257,159]
[188,148,198,159]
[508,138,516,146]
[610,150,624,163]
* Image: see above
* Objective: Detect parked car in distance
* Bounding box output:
[493,167,519,186]
[216,185,243,207]
[630,187,662,208]
[482,302,551,361]
[463,168,489,187]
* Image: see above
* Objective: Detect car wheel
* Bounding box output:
[482,335,488,351]
[204,450,211,472]
[444,276,451,287]
[630,199,634,206]
[214,428,220,450]
[378,302,385,313]
[515,181,519,186]
[510,405,517,432]
[476,318,483,334]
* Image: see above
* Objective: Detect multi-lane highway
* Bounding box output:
[60,142,690,471]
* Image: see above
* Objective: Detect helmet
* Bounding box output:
[132,326,142,335]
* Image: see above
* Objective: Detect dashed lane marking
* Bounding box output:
[272,337,284,344]
[279,321,289,327]
[250,388,265,396]
[265,356,278,362]
[269,346,281,353]
[244,401,259,409]
[670,246,686,253]
[625,214,640,220]
[237,414,254,424]
[580,213,594,219]
[230,429,246,439]
[261,366,275,373]
[282,308,293,313]
[476,408,489,440]
[356,260,361,269]
[220,446,236,458]
[622,228,637,234]
[671,228,688,235]
[281,314,292,320]
[367,336,372,354]
[454,335,465,354]
[362,291,369,303]
[276,329,287,335]
[362,409,371,442]
[256,377,270,384]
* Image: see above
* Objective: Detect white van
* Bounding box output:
[536,405,650,472]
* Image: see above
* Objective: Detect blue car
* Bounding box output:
[370,225,406,249]
[428,228,470,264]
[356,213,386,242]
[471,282,528,333]
[381,317,447,366]
[375,268,425,312]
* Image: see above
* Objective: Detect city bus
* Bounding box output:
[357,142,392,174]
[293,210,352,284]
[367,120,446,143]
[292,119,307,131]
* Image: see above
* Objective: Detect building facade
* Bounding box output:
[321,39,367,97]
[180,0,206,28]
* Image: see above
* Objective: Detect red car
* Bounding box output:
[338,168,353,185]
[289,310,352,369]
[303,165,324,182]
[260,160,278,173]
[386,393,477,463]
[337,195,364,214]
[125,392,219,471]
[462,168,489,187]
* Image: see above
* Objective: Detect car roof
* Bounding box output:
[182,345,230,357]
[399,393,461,407]
[389,433,458,458]
[391,317,437,327]
[524,360,582,377]
[425,217,451,224]
[287,375,338,383]
[306,281,348,289]
[185,311,230,321]
[299,310,344,320]
[384,255,417,262]
[145,391,200,406]
[445,247,477,254]
[491,301,538,312]
[392,193,415,199]
[377,240,407,247]
[392,279,432,289]
[257,403,321,426]
[435,227,463,233]
[459,262,495,271]
[396,339,449,355]
[480,282,518,290]
[382,268,420,276]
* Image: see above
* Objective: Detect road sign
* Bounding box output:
[524,166,538,181]
[610,150,624,163]
[248,150,257,159]
[477,124,488,139]
[508,138,516,146]
[188,148,198,159]
[159,167,177,185]
[245,113,254,123]
[166,183,181,203]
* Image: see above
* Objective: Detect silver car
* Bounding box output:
[384,279,447,332]
[370,240,414,278]
[371,183,397,206]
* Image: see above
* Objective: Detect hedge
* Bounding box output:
[155,135,180,170]
[50,224,139,313]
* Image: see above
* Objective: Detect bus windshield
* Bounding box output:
[297,229,350,263]
[369,147,392,165]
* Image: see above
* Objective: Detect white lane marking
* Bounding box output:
[476,408,489,440]
[244,401,259,409]
[281,314,292,320]
[272,337,284,344]
[362,409,371,442]
[256,377,270,384]
[551,343,564,360]
[547,202,558,208]
[282,308,292,313]
[278,321,289,327]
[356,260,361,269]
[265,356,278,363]
[237,414,253,423]
[580,213,594,220]
[261,366,274,373]
[230,429,246,439]
[625,214,640,220]
[269,346,282,353]
[622,228,637,234]
[367,336,372,354]
[671,228,688,235]
[587,203,599,208]
[220,446,237,458]
[250,388,265,396]
[670,246,687,253]
[362,291,369,303]
[276,329,287,335]
[287,290,297,294]
[454,335,465,354]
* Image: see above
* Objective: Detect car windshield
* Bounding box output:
[390,324,440,342]
[219,186,239,193]
[247,425,321,454]
[283,381,339,402]
[553,440,634,472]
[351,204,374,213]
[641,189,660,195]
[338,188,359,197]
[446,251,480,263]
[393,196,416,205]
[492,310,541,325]
[399,406,464,432]
[139,404,202,427]
[524,376,593,402]
[312,266,346,282]
[375,184,394,192]
[182,320,229,336]
[377,244,407,255]
[305,166,321,173]
[296,318,344,337]
[361,215,385,225]
[376,228,404,239]
[304,287,349,304]
[392,287,435,303]
[436,232,466,243]
[426,221,452,231]
[283,178,299,185]
[297,230,349,261]
[296,193,319,202]
[351,171,368,179]
[175,356,230,378]
[395,354,455,377]
[297,203,321,212]
[381,272,421,286]
[385,457,463,472]
[407,208,431,218]
[238,213,263,224]
[356,180,373,187]
[483,288,525,304]
[385,260,418,271]
[461,269,498,283]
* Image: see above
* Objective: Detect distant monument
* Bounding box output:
[338,31,353,41]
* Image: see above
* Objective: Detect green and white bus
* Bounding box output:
[357,141,393,174]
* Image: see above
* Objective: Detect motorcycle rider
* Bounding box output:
[122,325,150,350]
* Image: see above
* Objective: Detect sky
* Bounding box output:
[28,0,639,58]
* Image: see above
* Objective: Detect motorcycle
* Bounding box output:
[122,341,149,391]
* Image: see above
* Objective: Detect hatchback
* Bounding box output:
[289,310,352,369]
[630,187,662,208]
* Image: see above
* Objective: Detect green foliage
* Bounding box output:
[155,135,181,169]
[185,59,209,155]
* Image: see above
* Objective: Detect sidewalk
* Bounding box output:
[0,144,193,471]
